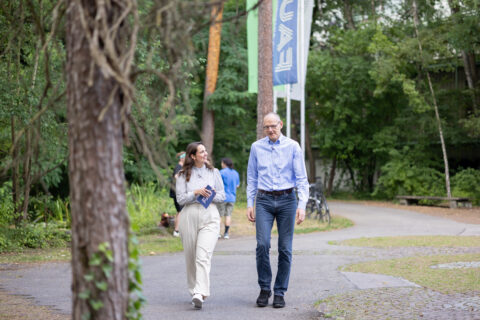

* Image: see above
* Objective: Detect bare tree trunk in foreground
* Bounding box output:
[66,0,133,318]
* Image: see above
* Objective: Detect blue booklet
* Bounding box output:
[197,185,216,209]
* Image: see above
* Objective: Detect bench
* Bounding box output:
[396,195,472,209]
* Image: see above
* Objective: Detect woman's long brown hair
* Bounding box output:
[179,142,213,182]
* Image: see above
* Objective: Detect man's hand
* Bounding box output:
[247,207,255,222]
[296,208,305,225]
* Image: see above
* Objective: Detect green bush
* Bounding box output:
[0,182,16,225]
[29,195,71,227]
[0,223,71,253]
[451,168,480,205]
[374,154,444,199]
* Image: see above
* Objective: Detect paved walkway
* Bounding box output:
[1,202,479,319]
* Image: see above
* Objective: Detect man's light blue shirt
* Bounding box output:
[247,135,309,210]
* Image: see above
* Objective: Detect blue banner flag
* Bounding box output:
[273,0,298,86]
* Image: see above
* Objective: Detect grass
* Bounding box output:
[127,183,176,232]
[136,234,183,255]
[224,203,354,237]
[333,235,480,294]
[342,253,480,294]
[0,234,183,264]
[329,235,480,248]
[0,247,71,264]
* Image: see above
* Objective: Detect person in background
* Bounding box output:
[176,141,225,309]
[218,157,240,239]
[246,112,309,309]
[170,151,185,237]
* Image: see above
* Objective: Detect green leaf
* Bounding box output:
[89,299,104,311]
[84,273,94,282]
[89,254,102,266]
[95,281,108,291]
[78,290,90,300]
[102,264,113,278]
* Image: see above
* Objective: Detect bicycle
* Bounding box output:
[306,181,331,224]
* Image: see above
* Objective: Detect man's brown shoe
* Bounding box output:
[256,290,271,307]
[273,295,285,308]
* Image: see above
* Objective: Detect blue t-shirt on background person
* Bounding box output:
[220,167,240,203]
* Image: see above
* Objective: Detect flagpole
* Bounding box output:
[286,84,291,137]
[300,0,305,158]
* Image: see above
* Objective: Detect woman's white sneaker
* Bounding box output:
[192,293,203,309]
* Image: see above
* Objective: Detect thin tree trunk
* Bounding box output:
[291,103,299,142]
[371,0,376,24]
[305,119,315,182]
[67,1,130,319]
[412,0,452,200]
[20,38,41,222]
[344,159,357,191]
[343,0,356,30]
[257,0,273,139]
[327,155,336,196]
[201,2,224,156]
[13,0,25,223]
[21,130,32,221]
[11,116,20,218]
[447,0,478,113]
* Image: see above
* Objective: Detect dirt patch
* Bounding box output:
[0,289,69,320]
[332,200,480,225]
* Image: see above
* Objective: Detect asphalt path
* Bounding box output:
[1,202,479,320]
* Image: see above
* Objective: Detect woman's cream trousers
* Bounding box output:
[179,203,220,297]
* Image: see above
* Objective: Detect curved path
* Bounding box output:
[1,202,479,319]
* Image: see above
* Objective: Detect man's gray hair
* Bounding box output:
[263,112,281,122]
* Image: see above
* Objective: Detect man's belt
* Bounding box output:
[257,188,294,196]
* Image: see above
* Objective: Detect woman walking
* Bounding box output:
[176,141,225,309]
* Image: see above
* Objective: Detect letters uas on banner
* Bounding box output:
[273,0,298,86]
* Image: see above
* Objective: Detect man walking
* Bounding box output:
[246,112,309,308]
[218,157,240,239]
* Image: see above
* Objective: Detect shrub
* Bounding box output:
[29,195,71,227]
[451,168,480,205]
[374,154,444,199]
[0,223,71,253]
[0,182,16,225]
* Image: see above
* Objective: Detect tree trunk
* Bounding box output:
[201,2,224,156]
[327,155,336,196]
[257,0,273,139]
[20,40,41,222]
[371,0,376,24]
[67,1,130,319]
[343,0,356,30]
[305,119,315,182]
[290,103,299,142]
[11,115,20,219]
[345,159,357,191]
[21,129,32,221]
[412,0,452,199]
[447,0,478,113]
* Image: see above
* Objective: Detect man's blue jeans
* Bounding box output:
[255,191,297,296]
